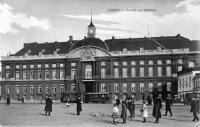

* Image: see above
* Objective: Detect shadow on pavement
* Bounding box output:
[65,112,77,115]
[38,113,47,116]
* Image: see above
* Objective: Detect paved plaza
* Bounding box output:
[0,102,199,127]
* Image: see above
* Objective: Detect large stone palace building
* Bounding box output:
[0,20,200,102]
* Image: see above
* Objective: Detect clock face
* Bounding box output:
[89,29,93,34]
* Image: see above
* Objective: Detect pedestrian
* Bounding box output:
[190,98,199,122]
[164,95,173,116]
[6,95,10,106]
[76,95,82,115]
[121,101,127,124]
[112,104,119,124]
[66,97,70,108]
[141,101,148,123]
[127,98,133,118]
[21,97,24,103]
[196,98,200,114]
[44,95,53,116]
[152,97,162,123]
[116,98,120,107]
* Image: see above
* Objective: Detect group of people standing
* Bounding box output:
[112,95,173,124]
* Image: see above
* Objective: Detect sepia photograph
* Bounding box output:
[0,0,200,127]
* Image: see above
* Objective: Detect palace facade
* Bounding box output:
[1,20,200,102]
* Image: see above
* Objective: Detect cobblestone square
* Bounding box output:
[0,102,199,127]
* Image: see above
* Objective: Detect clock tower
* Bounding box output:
[87,14,96,38]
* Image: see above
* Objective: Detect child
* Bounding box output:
[141,101,148,123]
[121,101,127,124]
[66,97,70,108]
[112,104,119,124]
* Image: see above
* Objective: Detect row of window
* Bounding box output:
[5,69,64,80]
[69,82,171,92]
[5,63,64,70]
[5,84,65,94]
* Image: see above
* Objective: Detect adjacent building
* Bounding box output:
[1,20,200,102]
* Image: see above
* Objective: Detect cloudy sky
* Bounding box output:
[0,0,200,58]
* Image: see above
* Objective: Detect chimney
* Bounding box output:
[69,36,73,41]
[112,36,115,40]
[24,43,28,47]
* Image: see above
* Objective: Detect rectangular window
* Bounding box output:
[166,60,171,64]
[38,85,42,93]
[23,65,27,69]
[149,83,153,92]
[122,68,128,77]
[123,83,127,92]
[45,64,49,68]
[178,59,183,64]
[37,70,42,79]
[167,82,171,91]
[0,86,1,96]
[101,83,106,92]
[71,69,76,79]
[140,60,144,65]
[131,67,136,77]
[16,85,20,94]
[30,64,34,69]
[53,84,57,93]
[158,83,162,91]
[30,85,34,93]
[131,83,136,92]
[123,61,127,66]
[131,61,136,65]
[157,67,162,77]
[16,65,20,69]
[52,70,56,79]
[45,70,50,79]
[6,85,10,94]
[23,85,27,93]
[140,83,144,92]
[101,68,106,78]
[60,69,64,79]
[71,63,76,67]
[6,65,10,69]
[45,85,49,93]
[30,70,34,80]
[140,67,144,77]
[157,60,162,65]
[37,64,41,68]
[114,83,119,92]
[52,64,57,68]
[148,67,153,77]
[178,66,182,72]
[101,62,106,66]
[23,71,27,80]
[166,66,171,76]
[114,68,119,78]
[60,84,64,92]
[6,71,10,80]
[71,83,76,91]
[16,71,20,80]
[60,63,64,68]
[148,60,153,65]
[114,62,119,66]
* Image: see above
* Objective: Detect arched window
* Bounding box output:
[189,61,195,68]
[85,64,92,78]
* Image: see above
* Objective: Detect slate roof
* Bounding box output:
[13,34,200,56]
[105,35,200,51]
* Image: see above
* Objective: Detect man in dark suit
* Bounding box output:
[164,95,173,116]
[44,95,53,116]
[191,98,199,122]
[76,95,82,115]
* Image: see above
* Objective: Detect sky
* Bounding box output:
[0,0,200,58]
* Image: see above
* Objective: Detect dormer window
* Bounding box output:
[140,47,144,52]
[42,49,45,53]
[123,48,127,54]
[28,50,31,54]
[39,52,42,56]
